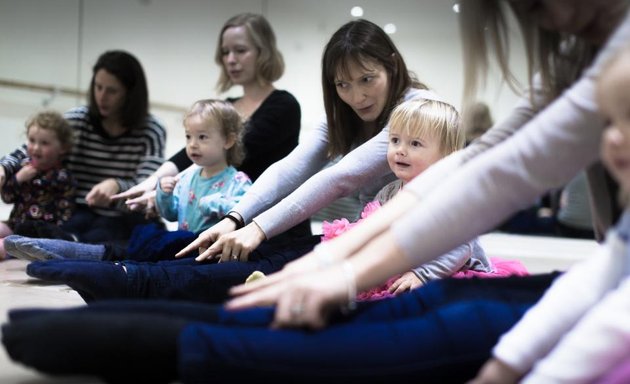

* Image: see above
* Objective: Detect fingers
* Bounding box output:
[387,278,403,294]
[389,278,411,296]
[176,236,208,258]
[111,188,142,201]
[216,243,250,263]
[124,194,150,207]
[271,292,328,330]
[225,283,281,310]
[197,246,221,262]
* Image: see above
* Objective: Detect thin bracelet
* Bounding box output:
[222,212,244,229]
[340,261,357,313]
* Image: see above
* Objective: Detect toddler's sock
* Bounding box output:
[26,260,128,302]
[2,311,184,383]
[4,235,105,261]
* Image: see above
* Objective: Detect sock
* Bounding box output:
[2,311,185,383]
[26,260,128,303]
[4,235,105,261]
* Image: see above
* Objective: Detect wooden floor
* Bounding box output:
[0,258,99,383]
[0,231,599,383]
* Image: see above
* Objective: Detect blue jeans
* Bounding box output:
[176,273,557,382]
[121,235,322,303]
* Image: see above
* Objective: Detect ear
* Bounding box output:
[223,133,236,150]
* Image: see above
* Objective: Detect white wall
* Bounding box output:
[0,0,527,159]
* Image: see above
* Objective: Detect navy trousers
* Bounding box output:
[120,235,322,303]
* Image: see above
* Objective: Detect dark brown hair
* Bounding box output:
[88,50,149,131]
[322,19,427,158]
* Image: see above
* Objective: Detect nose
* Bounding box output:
[350,88,367,105]
[396,144,407,156]
[226,51,236,64]
[95,89,105,103]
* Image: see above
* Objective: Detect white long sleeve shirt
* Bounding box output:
[496,210,630,383]
[390,9,630,381]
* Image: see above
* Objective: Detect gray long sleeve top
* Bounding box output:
[231,88,443,239]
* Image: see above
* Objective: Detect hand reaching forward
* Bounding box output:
[111,175,158,212]
[175,217,239,259]
[85,178,120,207]
[227,262,352,329]
[196,222,267,263]
[229,241,344,299]
[466,358,522,384]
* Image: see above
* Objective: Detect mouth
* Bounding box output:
[613,158,630,171]
[356,104,373,114]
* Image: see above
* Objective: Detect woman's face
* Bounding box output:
[510,0,625,43]
[93,69,126,120]
[334,59,390,123]
[221,26,259,86]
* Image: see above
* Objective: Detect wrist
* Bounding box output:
[222,211,244,229]
[250,219,267,241]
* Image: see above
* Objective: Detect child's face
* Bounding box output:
[387,129,444,183]
[185,117,231,174]
[599,54,630,192]
[221,26,259,87]
[26,125,66,171]
[334,58,390,123]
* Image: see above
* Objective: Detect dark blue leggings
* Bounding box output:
[6,272,555,383]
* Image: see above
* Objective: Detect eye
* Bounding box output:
[411,140,423,147]
[335,81,348,89]
[199,134,208,140]
[361,75,374,84]
[389,137,399,144]
[185,134,191,140]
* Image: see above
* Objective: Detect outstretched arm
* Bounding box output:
[111,160,179,210]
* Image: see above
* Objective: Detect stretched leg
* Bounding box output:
[3,276,549,383]
[2,311,184,383]
[125,223,197,262]
[4,235,105,261]
[26,235,320,303]
[178,298,534,383]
